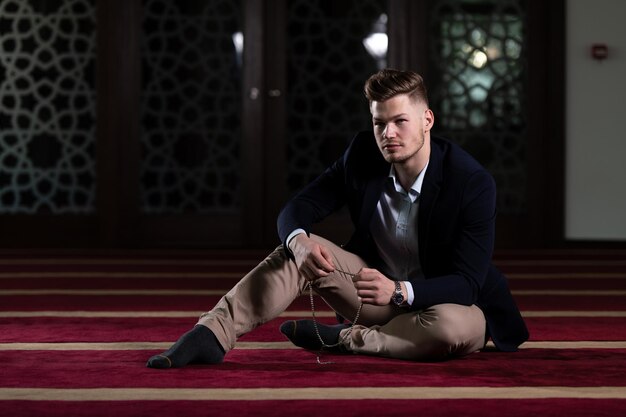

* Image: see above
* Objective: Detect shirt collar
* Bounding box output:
[388,162,429,203]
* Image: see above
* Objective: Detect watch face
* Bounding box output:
[392,292,404,305]
[392,281,403,305]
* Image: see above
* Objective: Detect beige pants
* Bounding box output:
[198,234,486,361]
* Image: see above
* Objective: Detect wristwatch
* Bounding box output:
[391,281,404,306]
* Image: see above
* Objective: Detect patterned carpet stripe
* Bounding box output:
[0,258,263,267]
[2,310,626,318]
[3,289,228,295]
[2,341,626,350]
[0,272,245,279]
[0,254,624,263]
[2,272,626,279]
[0,342,295,350]
[2,295,624,311]
[3,289,626,296]
[0,310,336,318]
[523,311,626,317]
[1,386,625,401]
[4,399,625,417]
[3,277,625,292]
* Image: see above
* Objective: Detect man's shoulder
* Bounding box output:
[345,131,386,163]
[348,130,377,151]
[339,131,389,182]
[431,135,489,175]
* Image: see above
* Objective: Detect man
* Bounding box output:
[147,69,528,369]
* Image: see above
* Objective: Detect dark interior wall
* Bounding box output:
[1,0,620,249]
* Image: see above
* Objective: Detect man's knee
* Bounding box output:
[415,304,486,359]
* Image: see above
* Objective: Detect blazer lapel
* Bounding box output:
[358,176,386,232]
[418,140,443,249]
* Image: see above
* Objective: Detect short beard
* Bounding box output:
[382,135,423,165]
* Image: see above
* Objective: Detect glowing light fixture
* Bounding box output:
[469,49,488,68]
[363,14,388,69]
[232,31,244,67]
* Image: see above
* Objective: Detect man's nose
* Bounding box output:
[383,124,396,138]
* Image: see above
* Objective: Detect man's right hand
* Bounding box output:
[289,234,335,281]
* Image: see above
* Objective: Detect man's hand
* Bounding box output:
[290,234,335,281]
[352,268,403,306]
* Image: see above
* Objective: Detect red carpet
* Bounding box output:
[2,348,626,388]
[3,399,625,417]
[2,316,626,342]
[1,250,625,416]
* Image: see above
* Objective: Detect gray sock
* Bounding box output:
[146,325,225,369]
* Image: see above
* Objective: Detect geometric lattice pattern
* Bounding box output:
[140,0,243,213]
[286,0,387,194]
[429,0,527,214]
[0,0,96,213]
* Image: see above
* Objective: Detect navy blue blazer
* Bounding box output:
[278,131,529,352]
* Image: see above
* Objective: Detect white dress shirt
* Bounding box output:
[369,163,428,305]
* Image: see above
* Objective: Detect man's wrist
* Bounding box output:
[402,281,414,306]
[286,228,306,252]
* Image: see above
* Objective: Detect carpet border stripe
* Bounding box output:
[0,259,260,266]
[1,386,625,401]
[2,272,626,279]
[0,258,625,267]
[1,341,626,351]
[3,289,625,296]
[2,310,626,318]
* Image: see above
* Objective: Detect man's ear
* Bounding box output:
[423,108,435,132]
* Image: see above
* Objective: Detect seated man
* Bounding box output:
[147,68,529,369]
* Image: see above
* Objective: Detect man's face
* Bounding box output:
[370,94,433,165]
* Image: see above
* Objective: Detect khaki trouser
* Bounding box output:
[197,234,486,361]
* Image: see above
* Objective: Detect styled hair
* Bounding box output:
[364,68,428,106]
